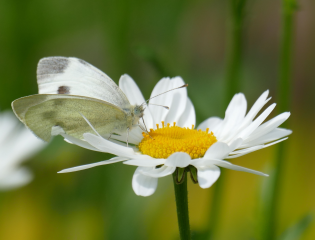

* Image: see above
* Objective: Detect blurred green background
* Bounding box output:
[0,0,314,239]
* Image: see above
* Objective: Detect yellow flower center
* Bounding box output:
[138,121,217,159]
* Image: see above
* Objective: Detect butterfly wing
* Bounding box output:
[12,94,129,142]
[37,57,131,110]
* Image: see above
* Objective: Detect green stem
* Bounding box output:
[208,1,247,239]
[278,0,297,115]
[225,0,247,101]
[262,0,297,239]
[207,171,225,239]
[173,171,191,240]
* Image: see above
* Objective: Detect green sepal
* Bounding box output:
[175,167,186,184]
[188,165,198,184]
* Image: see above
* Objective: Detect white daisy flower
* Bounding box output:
[0,110,46,190]
[58,75,292,197]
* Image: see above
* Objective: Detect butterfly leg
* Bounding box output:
[142,117,148,132]
[138,118,153,139]
[107,133,112,140]
[126,128,130,147]
[136,123,153,139]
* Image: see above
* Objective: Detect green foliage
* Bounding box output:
[278,214,313,240]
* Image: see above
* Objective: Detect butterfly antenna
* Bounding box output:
[79,112,102,138]
[141,84,188,106]
[147,103,169,109]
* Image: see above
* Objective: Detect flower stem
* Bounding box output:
[173,171,191,240]
[262,0,297,239]
[208,1,247,239]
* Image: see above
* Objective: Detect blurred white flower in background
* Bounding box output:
[0,110,46,191]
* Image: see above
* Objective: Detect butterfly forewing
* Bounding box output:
[37,57,131,111]
[12,94,128,142]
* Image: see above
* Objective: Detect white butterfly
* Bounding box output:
[12,57,146,143]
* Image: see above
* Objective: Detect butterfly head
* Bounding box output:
[133,105,145,119]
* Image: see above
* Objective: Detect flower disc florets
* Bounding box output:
[138,121,217,159]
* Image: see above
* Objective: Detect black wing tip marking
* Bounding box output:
[78,58,89,66]
[37,57,92,81]
[37,57,69,78]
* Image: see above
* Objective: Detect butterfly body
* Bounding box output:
[12,57,144,142]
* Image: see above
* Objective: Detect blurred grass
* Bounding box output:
[261,0,298,239]
[0,0,314,239]
[207,0,247,238]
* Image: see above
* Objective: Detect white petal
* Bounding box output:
[197,165,221,189]
[0,111,19,146]
[119,74,155,129]
[260,137,288,148]
[0,127,45,167]
[226,152,259,159]
[148,78,171,124]
[244,112,291,143]
[227,137,288,159]
[236,90,271,131]
[165,152,191,168]
[164,77,188,124]
[229,138,243,151]
[141,107,155,131]
[132,167,158,196]
[105,131,142,145]
[139,165,176,178]
[177,98,196,128]
[0,167,33,191]
[98,134,138,148]
[58,157,127,173]
[189,158,207,168]
[237,103,277,140]
[197,117,222,135]
[122,127,144,143]
[225,93,247,117]
[216,93,247,141]
[119,74,146,105]
[204,142,230,159]
[124,158,165,167]
[51,125,65,136]
[83,133,136,158]
[226,145,264,159]
[128,126,145,142]
[61,133,100,151]
[206,159,268,177]
[240,128,292,148]
[149,77,187,125]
